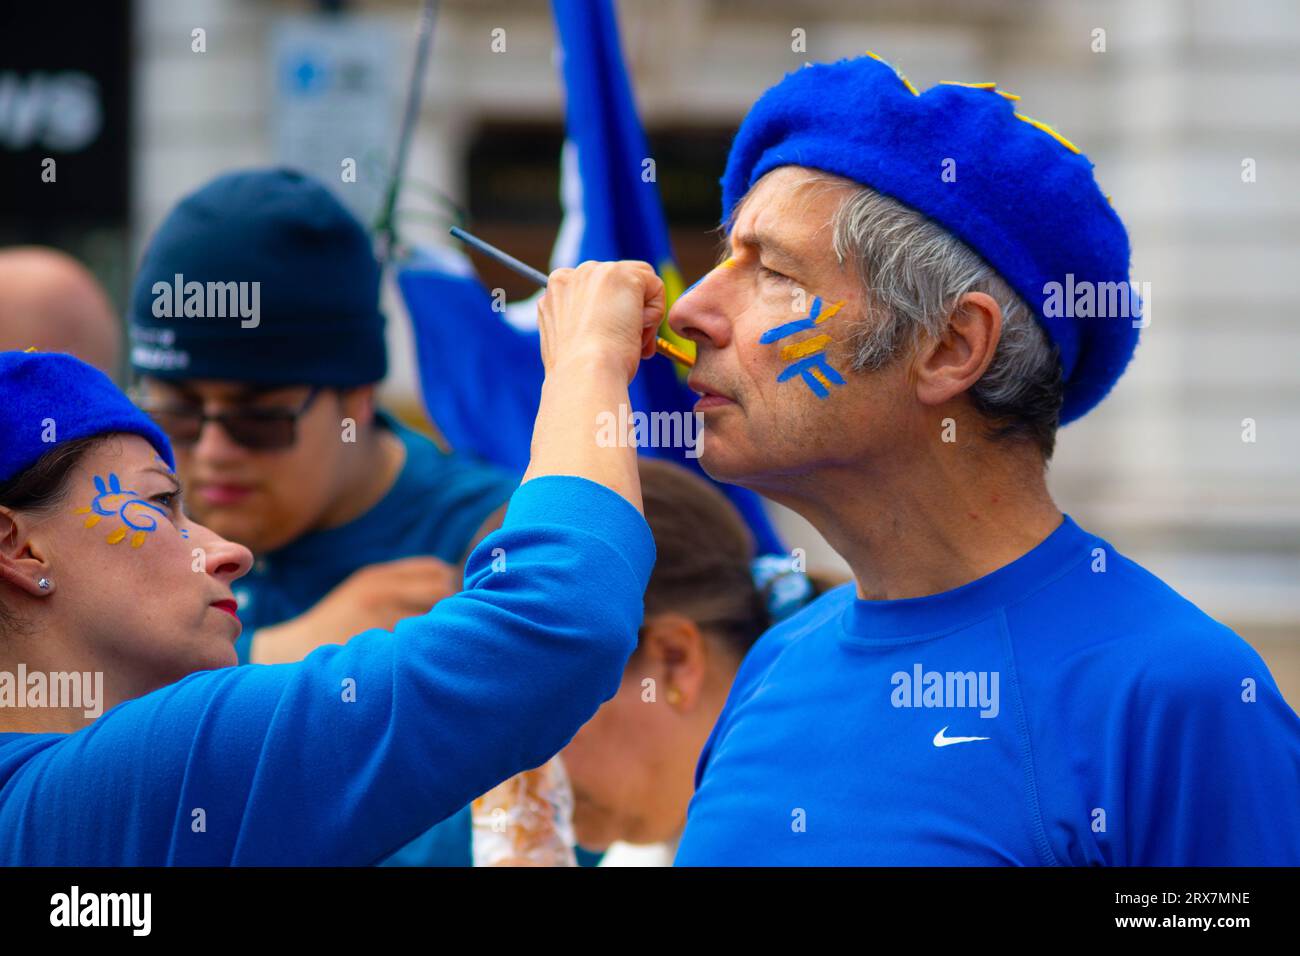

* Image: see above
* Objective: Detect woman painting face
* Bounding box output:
[7,434,253,712]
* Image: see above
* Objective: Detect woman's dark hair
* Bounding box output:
[0,435,108,635]
[461,457,838,663]
[638,458,836,662]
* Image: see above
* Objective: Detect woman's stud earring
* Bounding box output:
[37,578,51,591]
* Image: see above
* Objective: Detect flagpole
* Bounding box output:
[375,0,440,270]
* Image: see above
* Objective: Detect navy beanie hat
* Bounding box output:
[721,54,1141,424]
[129,168,387,388]
[0,351,175,485]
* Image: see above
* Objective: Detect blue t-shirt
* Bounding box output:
[675,513,1300,866]
[232,410,518,664]
[0,476,655,865]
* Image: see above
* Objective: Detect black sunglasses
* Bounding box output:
[141,386,323,451]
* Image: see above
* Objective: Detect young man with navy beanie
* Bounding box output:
[130,168,517,669]
[666,55,1300,865]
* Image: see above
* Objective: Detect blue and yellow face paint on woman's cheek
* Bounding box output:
[73,474,169,549]
[760,295,847,399]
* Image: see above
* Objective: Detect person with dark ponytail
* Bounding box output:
[557,457,833,856]
[382,457,834,866]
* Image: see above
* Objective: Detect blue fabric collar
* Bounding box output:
[840,514,1094,643]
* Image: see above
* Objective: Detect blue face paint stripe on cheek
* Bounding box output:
[760,315,818,344]
[776,354,846,399]
[777,354,830,382]
[801,370,830,398]
[761,293,849,398]
[815,361,845,386]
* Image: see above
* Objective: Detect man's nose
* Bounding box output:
[668,272,733,349]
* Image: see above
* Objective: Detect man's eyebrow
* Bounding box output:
[733,230,807,269]
[150,382,262,403]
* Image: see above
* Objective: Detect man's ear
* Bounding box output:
[0,507,52,598]
[337,385,378,428]
[913,291,1003,408]
[639,612,709,712]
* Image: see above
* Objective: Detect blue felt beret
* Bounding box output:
[129,167,387,388]
[0,351,175,485]
[721,54,1141,424]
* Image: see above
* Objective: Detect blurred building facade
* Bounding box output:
[120,0,1300,699]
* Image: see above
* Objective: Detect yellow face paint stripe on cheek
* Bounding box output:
[781,333,832,362]
[106,528,127,545]
[808,366,834,391]
[813,299,845,324]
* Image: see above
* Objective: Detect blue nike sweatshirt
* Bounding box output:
[0,475,655,866]
[674,514,1300,866]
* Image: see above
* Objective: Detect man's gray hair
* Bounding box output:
[808,176,1065,458]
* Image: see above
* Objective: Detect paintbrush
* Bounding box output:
[449,226,695,368]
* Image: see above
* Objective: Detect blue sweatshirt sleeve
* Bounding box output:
[0,475,654,866]
[1123,623,1300,865]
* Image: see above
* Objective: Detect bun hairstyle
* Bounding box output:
[637,459,829,660]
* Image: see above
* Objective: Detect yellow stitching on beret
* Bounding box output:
[1013,112,1081,154]
[864,50,918,96]
[937,80,1019,101]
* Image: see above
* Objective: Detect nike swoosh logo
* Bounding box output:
[933,726,990,747]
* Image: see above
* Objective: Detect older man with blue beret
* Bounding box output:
[666,54,1300,865]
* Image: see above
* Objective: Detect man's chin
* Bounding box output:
[696,437,761,487]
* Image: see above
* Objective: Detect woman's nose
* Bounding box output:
[200,532,254,582]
